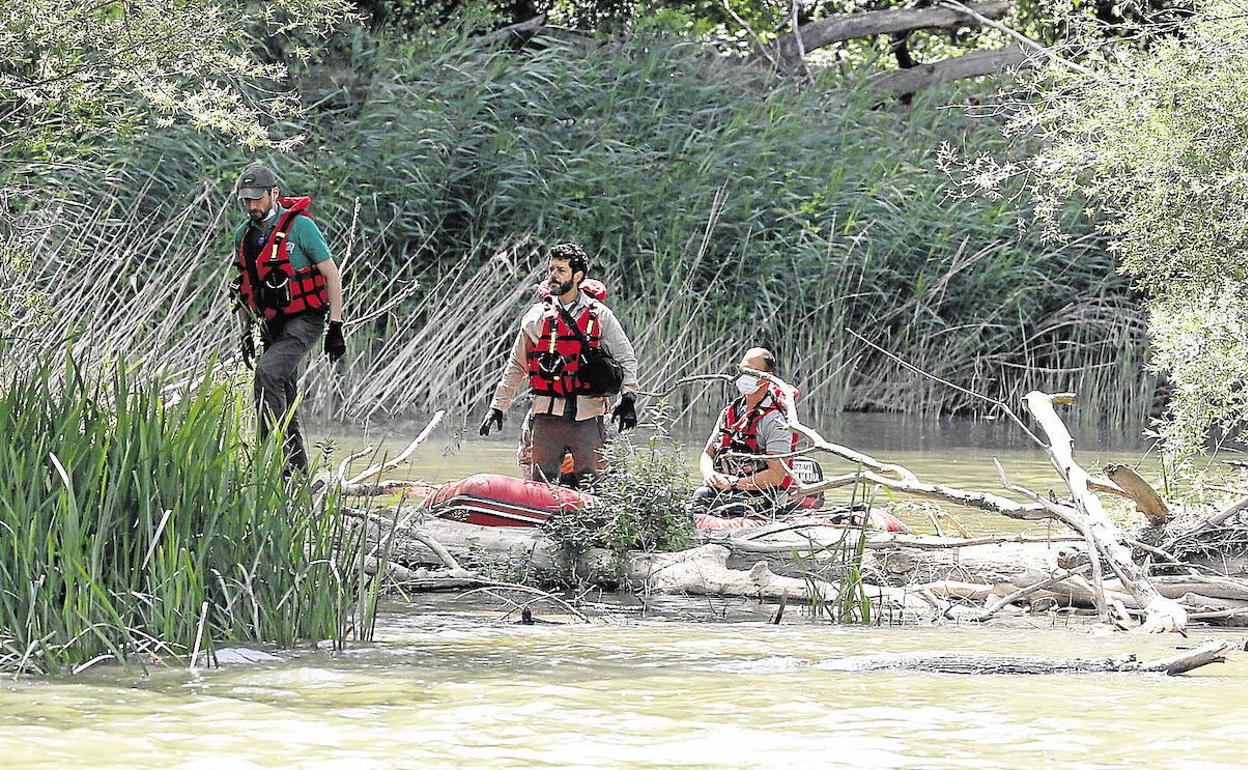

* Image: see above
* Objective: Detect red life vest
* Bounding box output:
[527,299,604,398]
[234,196,329,320]
[714,394,799,488]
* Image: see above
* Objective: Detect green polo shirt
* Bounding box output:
[233,207,332,271]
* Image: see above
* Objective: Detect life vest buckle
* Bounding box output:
[536,351,567,379]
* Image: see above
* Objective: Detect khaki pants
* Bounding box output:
[527,413,608,488]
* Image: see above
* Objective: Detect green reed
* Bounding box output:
[0,355,378,675]
[5,27,1156,433]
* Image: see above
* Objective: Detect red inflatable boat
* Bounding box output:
[423,473,908,533]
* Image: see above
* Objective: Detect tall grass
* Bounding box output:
[3,29,1157,431]
[0,356,378,675]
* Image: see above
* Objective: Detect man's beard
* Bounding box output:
[549,278,575,296]
[248,202,276,223]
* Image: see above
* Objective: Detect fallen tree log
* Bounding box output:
[1175,593,1248,626]
[353,511,1248,626]
[384,515,1085,586]
[765,1,1011,72]
[1116,575,1248,603]
[870,45,1029,96]
[631,543,984,621]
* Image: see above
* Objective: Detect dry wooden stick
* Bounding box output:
[992,456,1109,620]
[346,410,446,485]
[336,445,375,481]
[721,0,778,70]
[741,367,916,482]
[1164,495,1248,552]
[456,584,591,623]
[788,0,814,84]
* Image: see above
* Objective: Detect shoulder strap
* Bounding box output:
[553,298,595,349]
[269,209,304,261]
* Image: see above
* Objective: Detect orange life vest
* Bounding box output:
[527,299,604,398]
[234,196,328,320]
[714,395,799,488]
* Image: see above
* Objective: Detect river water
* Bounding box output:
[5,415,1243,769]
[2,599,1245,769]
[321,412,1163,535]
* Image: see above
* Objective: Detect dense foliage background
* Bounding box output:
[3,7,1155,433]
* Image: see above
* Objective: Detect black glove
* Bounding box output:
[325,320,346,363]
[611,392,637,432]
[479,408,504,436]
[241,326,255,370]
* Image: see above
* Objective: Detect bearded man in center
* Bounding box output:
[479,243,640,488]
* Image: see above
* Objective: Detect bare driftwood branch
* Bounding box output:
[788,0,814,85]
[336,445,374,481]
[1164,495,1248,552]
[534,25,604,51]
[456,584,592,623]
[482,13,548,47]
[938,0,1093,76]
[765,1,1012,71]
[721,0,777,71]
[340,478,438,498]
[344,410,446,486]
[870,45,1029,96]
[992,456,1111,620]
[1024,391,1187,633]
[973,565,1092,622]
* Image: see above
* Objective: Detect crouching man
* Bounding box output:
[691,347,800,518]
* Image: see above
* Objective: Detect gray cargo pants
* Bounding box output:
[256,311,324,472]
[528,412,609,488]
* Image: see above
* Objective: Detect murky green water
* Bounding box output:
[317,413,1160,535]
[4,415,1214,769]
[2,596,1245,769]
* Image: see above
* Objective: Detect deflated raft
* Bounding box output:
[422,473,908,533]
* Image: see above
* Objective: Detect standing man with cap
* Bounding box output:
[479,243,640,488]
[230,163,346,473]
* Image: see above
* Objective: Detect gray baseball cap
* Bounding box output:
[236,164,278,199]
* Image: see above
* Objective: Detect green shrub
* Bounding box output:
[545,403,695,576]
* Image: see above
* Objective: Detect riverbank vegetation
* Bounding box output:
[0,358,378,675]
[957,0,1248,458]
[546,407,695,577]
[4,5,1155,433]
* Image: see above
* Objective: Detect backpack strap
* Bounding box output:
[553,298,596,350]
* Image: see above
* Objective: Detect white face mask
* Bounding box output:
[735,374,762,397]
